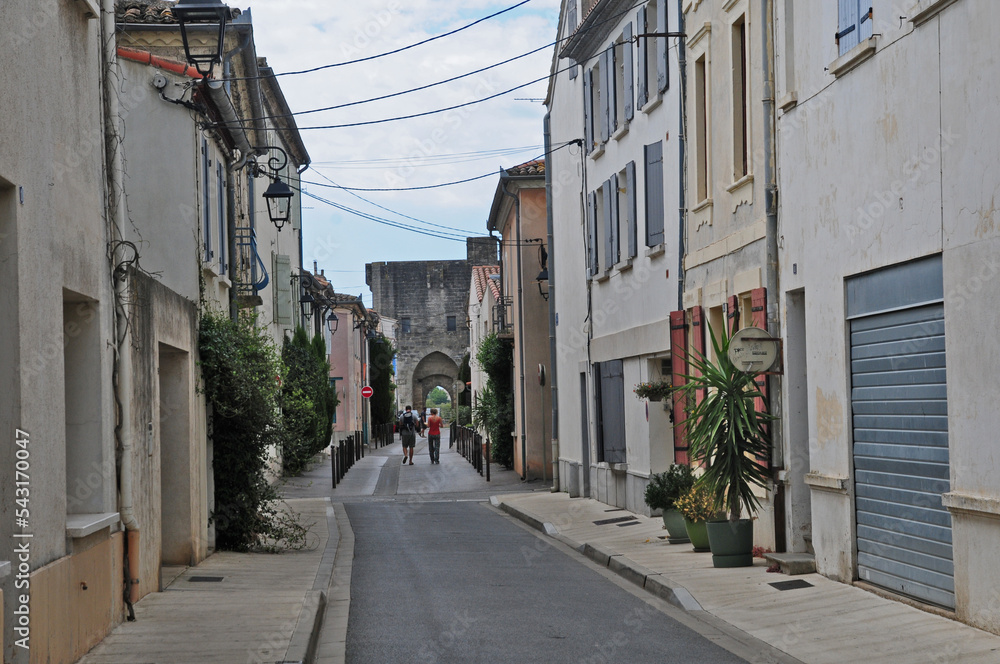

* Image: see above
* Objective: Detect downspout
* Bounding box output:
[500,179,528,481]
[761,0,785,550]
[676,0,688,311]
[543,113,560,491]
[104,0,139,617]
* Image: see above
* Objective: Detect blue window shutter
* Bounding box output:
[656,0,669,93]
[645,141,665,246]
[623,22,634,121]
[626,160,637,259]
[584,68,593,153]
[602,178,614,270]
[202,140,211,262]
[567,2,579,78]
[858,1,873,42]
[599,51,610,143]
[588,190,598,275]
[636,8,648,108]
[607,47,617,132]
[837,0,860,55]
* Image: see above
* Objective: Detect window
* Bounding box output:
[837,0,873,56]
[446,316,457,332]
[644,142,664,247]
[619,163,638,260]
[694,54,709,202]
[585,59,603,151]
[401,317,411,333]
[595,360,626,464]
[732,14,749,180]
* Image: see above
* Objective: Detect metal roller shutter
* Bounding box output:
[850,303,953,608]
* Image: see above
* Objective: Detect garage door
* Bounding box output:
[848,256,953,609]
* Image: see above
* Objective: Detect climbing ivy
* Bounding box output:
[473,332,515,469]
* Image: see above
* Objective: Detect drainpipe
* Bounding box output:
[761,0,786,551]
[103,0,139,617]
[676,0,688,311]
[543,113,559,491]
[500,180,528,481]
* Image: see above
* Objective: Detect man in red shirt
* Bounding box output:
[425,408,443,464]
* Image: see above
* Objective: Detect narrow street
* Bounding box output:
[282,433,768,664]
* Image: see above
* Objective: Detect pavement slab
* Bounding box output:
[495,491,1000,664]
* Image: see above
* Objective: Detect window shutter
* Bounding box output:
[202,139,211,262]
[602,178,614,270]
[858,2,873,42]
[587,190,598,275]
[837,0,861,56]
[656,0,669,92]
[626,160,637,259]
[274,254,292,325]
[567,3,578,78]
[623,22,634,121]
[607,47,618,133]
[599,50,610,143]
[583,68,593,153]
[727,294,739,334]
[217,162,226,274]
[690,306,706,407]
[636,7,648,108]
[669,310,689,464]
[750,287,770,469]
[644,141,664,246]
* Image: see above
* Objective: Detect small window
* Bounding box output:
[401,318,411,334]
[732,15,749,180]
[447,316,457,332]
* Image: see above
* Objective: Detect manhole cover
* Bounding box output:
[769,579,813,591]
[188,576,225,582]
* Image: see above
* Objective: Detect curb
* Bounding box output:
[284,498,338,664]
[497,497,704,614]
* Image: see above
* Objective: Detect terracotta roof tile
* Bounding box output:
[505,159,545,177]
[115,0,240,24]
[472,265,500,303]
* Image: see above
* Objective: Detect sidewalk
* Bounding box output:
[77,498,348,664]
[493,491,1000,664]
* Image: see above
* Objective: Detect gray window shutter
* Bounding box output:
[644,141,664,246]
[623,22,634,121]
[599,52,610,143]
[584,68,593,153]
[274,254,292,325]
[217,162,226,274]
[837,0,861,55]
[607,48,617,133]
[588,190,598,275]
[568,3,578,78]
[656,1,669,93]
[858,2,873,42]
[626,160,637,259]
[636,7,648,108]
[602,178,615,269]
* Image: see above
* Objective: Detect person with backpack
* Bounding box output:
[398,405,420,465]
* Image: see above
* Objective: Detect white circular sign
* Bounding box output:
[727,327,778,373]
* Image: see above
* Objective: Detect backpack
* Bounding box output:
[402,412,416,431]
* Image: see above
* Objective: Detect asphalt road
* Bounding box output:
[344,499,751,664]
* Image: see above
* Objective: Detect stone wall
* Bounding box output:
[367,238,496,410]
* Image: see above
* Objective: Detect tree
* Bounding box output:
[472,332,515,468]
[281,326,338,476]
[369,333,397,426]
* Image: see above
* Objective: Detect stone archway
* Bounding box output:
[412,352,459,414]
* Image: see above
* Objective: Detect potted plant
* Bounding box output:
[673,482,721,552]
[643,464,695,543]
[633,380,672,402]
[678,322,773,567]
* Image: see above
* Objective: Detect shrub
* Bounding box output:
[644,464,695,512]
[473,332,515,469]
[281,326,337,476]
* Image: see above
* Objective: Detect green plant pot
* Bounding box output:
[683,518,711,552]
[661,509,689,544]
[706,519,754,567]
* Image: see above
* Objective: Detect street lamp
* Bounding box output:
[299,292,315,320]
[327,311,340,335]
[534,267,549,301]
[173,0,231,77]
[248,146,295,231]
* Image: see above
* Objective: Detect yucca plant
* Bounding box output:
[679,322,774,523]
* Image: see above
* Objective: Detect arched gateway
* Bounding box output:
[366,237,497,412]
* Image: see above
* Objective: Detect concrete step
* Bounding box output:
[764,552,816,575]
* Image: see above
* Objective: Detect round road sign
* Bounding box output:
[361,386,374,399]
[727,327,779,373]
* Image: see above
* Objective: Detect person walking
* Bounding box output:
[425,408,443,464]
[398,405,419,465]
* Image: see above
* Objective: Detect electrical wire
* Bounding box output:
[311,145,541,168]
[222,0,534,82]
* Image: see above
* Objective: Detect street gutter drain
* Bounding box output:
[604,508,626,513]
[593,516,639,526]
[616,521,641,527]
[769,579,813,591]
[188,576,225,582]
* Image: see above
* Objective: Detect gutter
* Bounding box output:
[116,46,203,79]
[543,113,559,491]
[676,0,687,311]
[103,0,139,618]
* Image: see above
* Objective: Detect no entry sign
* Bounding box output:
[361,386,374,399]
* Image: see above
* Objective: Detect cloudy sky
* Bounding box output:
[244,0,561,304]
